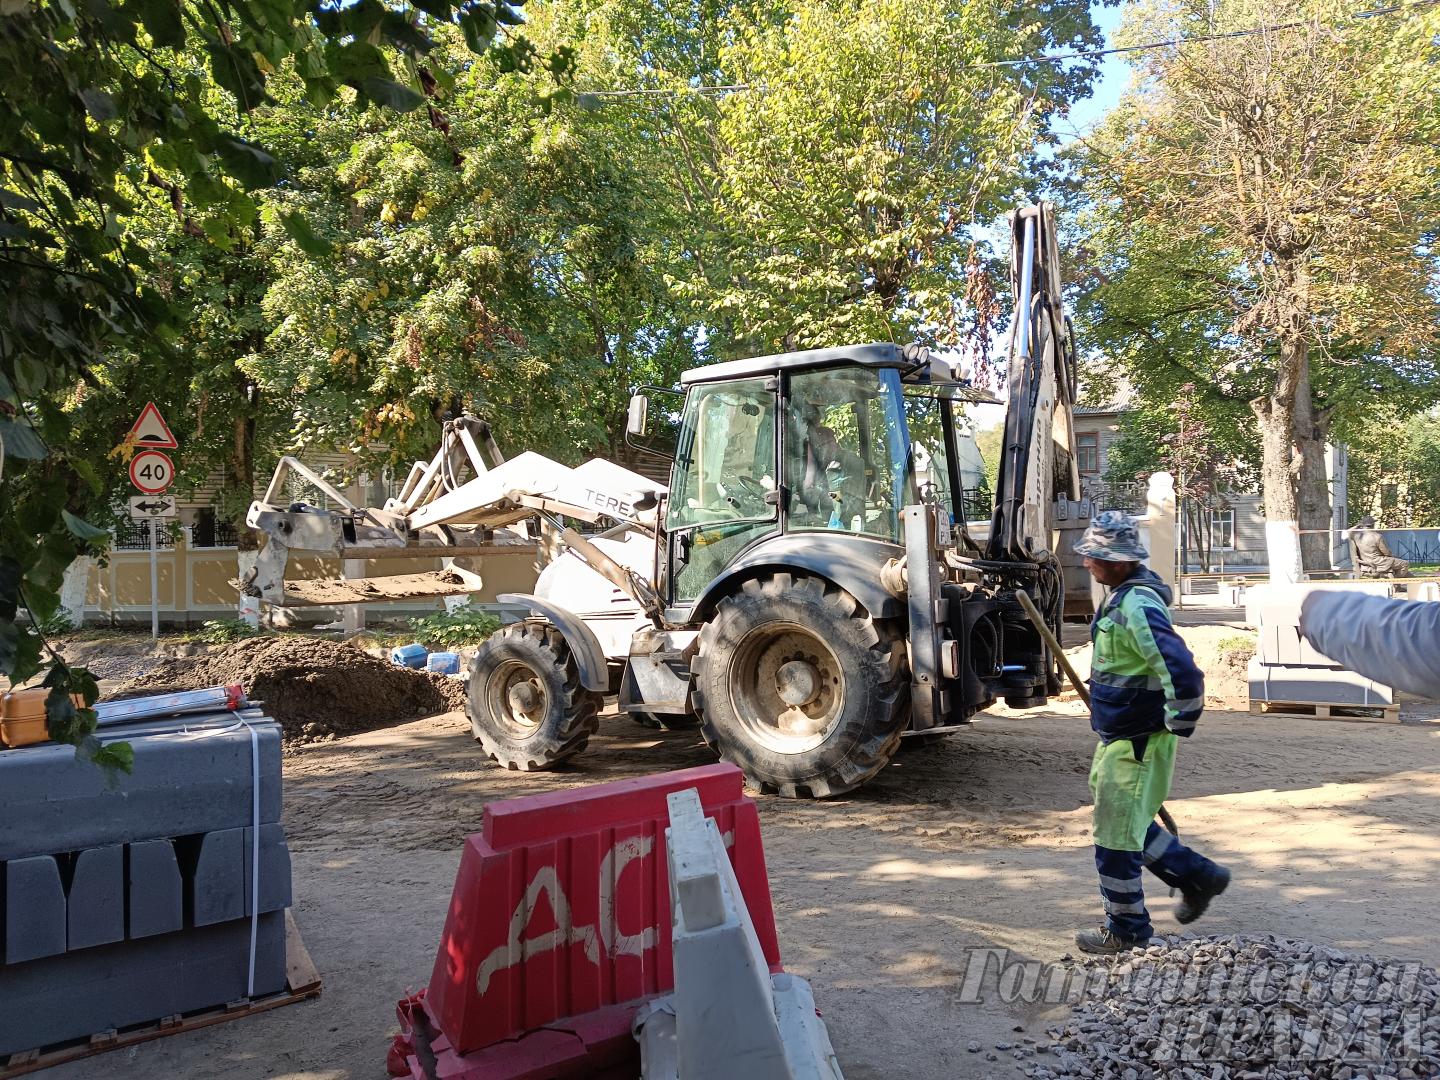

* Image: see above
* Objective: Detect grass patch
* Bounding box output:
[1216,633,1256,666]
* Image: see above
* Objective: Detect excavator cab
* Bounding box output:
[652,353,988,607]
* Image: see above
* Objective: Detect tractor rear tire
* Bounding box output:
[468,621,602,771]
[692,573,908,798]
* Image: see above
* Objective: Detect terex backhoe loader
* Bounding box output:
[243,201,1080,797]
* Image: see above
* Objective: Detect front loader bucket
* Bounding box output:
[238,514,505,608]
[267,568,483,607]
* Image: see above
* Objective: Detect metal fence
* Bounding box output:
[112,519,175,551]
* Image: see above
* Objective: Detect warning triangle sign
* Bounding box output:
[128,402,178,449]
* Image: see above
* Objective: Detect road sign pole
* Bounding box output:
[149,517,159,640]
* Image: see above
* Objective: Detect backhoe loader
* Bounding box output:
[243,201,1080,797]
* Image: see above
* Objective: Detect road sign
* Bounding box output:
[128,402,178,449]
[129,449,175,494]
[129,495,177,520]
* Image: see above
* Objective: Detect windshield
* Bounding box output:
[665,377,779,601]
[786,368,908,541]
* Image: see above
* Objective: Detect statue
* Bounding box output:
[1350,516,1409,578]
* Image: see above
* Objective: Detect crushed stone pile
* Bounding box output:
[997,934,1440,1080]
[112,635,469,743]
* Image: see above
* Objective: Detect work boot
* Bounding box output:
[1174,867,1231,925]
[1074,927,1148,955]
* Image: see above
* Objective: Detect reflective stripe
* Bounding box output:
[1102,898,1148,915]
[1171,698,1203,713]
[1098,873,1144,894]
[1091,671,1163,690]
[1142,830,1174,864]
[1168,718,1198,731]
[1106,607,1128,628]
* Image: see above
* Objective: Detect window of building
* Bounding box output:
[1210,508,1236,551]
[1076,432,1099,475]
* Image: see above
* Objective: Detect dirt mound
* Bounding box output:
[113,635,469,743]
[1064,625,1255,708]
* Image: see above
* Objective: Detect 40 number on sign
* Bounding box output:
[129,449,174,494]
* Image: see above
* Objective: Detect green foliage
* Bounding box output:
[0,0,571,758]
[655,0,1102,357]
[407,608,501,650]
[257,15,702,468]
[37,609,75,637]
[192,618,261,646]
[1345,408,1440,527]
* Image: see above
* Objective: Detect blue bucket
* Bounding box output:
[425,651,460,675]
[390,643,429,669]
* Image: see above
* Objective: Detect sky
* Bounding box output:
[1062,2,1134,140]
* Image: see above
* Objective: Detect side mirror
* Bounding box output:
[626,386,683,461]
[626,394,648,438]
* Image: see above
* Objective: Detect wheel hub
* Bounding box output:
[508,682,541,716]
[728,625,844,753]
[775,660,820,707]
[486,660,548,736]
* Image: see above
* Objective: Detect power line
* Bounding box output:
[974,0,1440,68]
[571,0,1440,99]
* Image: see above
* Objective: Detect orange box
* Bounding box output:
[0,688,86,749]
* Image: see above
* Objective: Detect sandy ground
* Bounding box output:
[43,689,1440,1080]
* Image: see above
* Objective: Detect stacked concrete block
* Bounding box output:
[0,709,293,1056]
[1246,583,1395,708]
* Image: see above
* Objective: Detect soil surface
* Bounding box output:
[40,691,1440,1080]
[113,636,467,742]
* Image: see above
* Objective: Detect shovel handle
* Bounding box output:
[1015,589,1090,709]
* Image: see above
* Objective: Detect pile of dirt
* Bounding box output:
[112,636,469,743]
[1064,625,1255,708]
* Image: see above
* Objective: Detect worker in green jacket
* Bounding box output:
[1074,511,1231,954]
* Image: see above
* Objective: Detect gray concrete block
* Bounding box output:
[0,714,282,862]
[4,856,66,964]
[128,840,183,939]
[242,824,292,916]
[191,828,245,927]
[1248,657,1395,706]
[1245,581,1391,627]
[0,911,286,1056]
[66,846,124,951]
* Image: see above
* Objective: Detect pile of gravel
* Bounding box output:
[113,635,469,743]
[1011,935,1440,1080]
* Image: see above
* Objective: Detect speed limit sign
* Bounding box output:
[129,449,175,494]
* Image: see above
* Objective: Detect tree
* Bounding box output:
[1346,407,1440,529]
[559,0,1101,362]
[0,0,570,763]
[257,18,700,473]
[1074,0,1440,578]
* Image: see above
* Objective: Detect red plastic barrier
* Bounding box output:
[422,763,780,1057]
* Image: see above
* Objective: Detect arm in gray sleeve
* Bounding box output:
[1299,592,1440,699]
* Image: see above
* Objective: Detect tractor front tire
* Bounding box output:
[692,573,908,798]
[468,621,602,771]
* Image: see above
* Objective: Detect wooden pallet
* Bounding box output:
[1,911,321,1079]
[1249,698,1401,724]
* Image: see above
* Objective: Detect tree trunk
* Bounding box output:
[230,380,260,626]
[231,394,258,553]
[1252,374,1303,583]
[1294,356,1333,570]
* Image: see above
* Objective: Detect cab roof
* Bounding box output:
[680,343,908,386]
